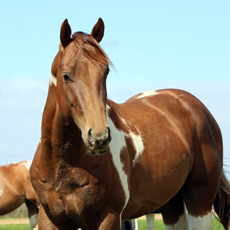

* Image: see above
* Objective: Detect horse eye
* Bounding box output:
[63,74,73,82]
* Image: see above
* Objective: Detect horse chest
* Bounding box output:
[40,163,113,216]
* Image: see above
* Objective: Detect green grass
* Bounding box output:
[0,218,224,229]
[0,224,30,230]
[138,219,164,229]
[138,218,224,230]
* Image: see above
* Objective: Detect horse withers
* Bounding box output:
[0,161,39,229]
[30,18,230,230]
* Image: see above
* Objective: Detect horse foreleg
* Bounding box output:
[122,219,138,230]
[37,205,58,230]
[25,200,39,230]
[98,209,121,230]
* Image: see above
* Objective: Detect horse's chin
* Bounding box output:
[86,146,109,155]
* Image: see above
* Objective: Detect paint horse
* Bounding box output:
[0,161,39,229]
[30,18,230,230]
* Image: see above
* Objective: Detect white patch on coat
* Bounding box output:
[164,213,188,230]
[0,184,3,196]
[188,212,212,229]
[22,160,32,170]
[106,105,145,218]
[137,90,158,99]
[129,131,144,166]
[49,73,57,86]
[106,105,131,208]
[106,111,130,207]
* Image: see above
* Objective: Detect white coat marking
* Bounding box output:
[106,106,144,213]
[188,212,212,229]
[49,73,57,86]
[0,184,3,197]
[106,110,130,206]
[129,131,144,166]
[137,90,158,99]
[164,213,188,230]
[22,160,32,171]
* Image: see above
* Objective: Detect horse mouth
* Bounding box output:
[86,146,109,155]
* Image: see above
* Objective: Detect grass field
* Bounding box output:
[0,224,30,230]
[0,219,224,230]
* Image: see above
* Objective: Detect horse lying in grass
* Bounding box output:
[30,18,230,229]
[0,161,39,229]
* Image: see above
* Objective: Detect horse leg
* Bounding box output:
[159,192,188,230]
[97,208,121,230]
[146,213,155,230]
[25,200,39,230]
[183,184,213,229]
[122,219,138,230]
[182,142,223,229]
[37,205,59,230]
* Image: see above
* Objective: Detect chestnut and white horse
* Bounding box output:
[0,161,39,229]
[30,18,230,229]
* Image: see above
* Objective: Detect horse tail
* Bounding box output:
[214,170,230,229]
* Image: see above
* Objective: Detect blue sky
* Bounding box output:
[0,1,229,172]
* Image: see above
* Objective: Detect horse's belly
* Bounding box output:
[122,149,192,219]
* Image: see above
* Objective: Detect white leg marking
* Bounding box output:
[146,213,155,230]
[188,212,212,230]
[134,218,139,230]
[49,73,57,86]
[164,213,188,230]
[137,90,158,99]
[22,160,32,171]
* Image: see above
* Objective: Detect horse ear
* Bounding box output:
[91,18,104,43]
[60,19,73,48]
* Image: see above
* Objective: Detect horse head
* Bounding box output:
[52,18,111,155]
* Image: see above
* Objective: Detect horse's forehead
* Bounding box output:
[61,44,79,66]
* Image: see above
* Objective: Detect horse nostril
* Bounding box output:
[88,129,92,136]
[107,127,111,141]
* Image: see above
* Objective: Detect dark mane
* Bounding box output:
[72,32,113,68]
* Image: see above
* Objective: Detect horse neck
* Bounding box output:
[41,80,83,160]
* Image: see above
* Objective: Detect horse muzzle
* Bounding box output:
[86,127,111,155]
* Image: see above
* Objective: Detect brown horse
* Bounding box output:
[0,161,39,229]
[30,18,230,230]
